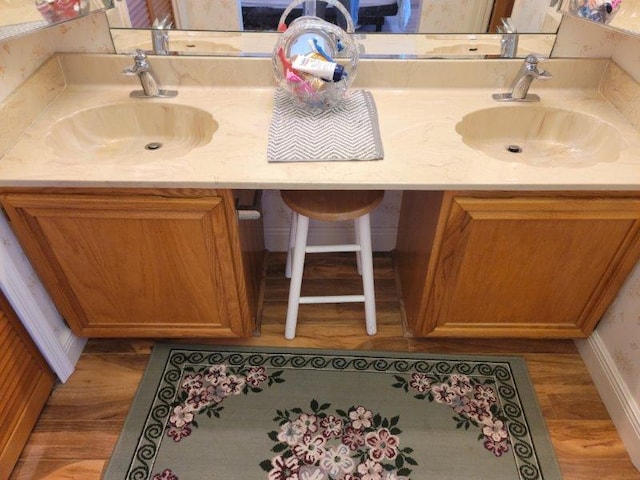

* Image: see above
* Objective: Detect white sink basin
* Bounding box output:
[46,102,218,158]
[455,106,622,167]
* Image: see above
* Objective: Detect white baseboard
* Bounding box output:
[576,332,640,470]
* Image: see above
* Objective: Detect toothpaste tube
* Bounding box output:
[291,55,345,82]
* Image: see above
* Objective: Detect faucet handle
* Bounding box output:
[524,53,546,65]
[133,49,148,61]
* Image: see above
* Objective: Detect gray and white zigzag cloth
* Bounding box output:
[267,88,384,162]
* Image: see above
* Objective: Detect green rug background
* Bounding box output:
[104,345,562,480]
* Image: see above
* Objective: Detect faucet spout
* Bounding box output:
[122,50,177,98]
[493,54,552,102]
[498,18,518,58]
[151,15,172,55]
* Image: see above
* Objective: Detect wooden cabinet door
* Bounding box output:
[398,192,640,338]
[0,291,55,478]
[1,193,254,337]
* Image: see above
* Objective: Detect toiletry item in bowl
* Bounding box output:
[292,55,345,82]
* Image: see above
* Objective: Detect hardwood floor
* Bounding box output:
[9,252,640,479]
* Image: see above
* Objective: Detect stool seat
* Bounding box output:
[281,190,384,222]
[281,190,384,339]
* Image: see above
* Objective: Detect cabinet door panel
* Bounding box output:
[420,195,640,337]
[2,194,252,337]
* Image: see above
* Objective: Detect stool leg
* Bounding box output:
[355,220,362,275]
[285,214,310,340]
[357,213,377,336]
[285,211,298,279]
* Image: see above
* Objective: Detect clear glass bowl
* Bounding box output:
[272,0,359,110]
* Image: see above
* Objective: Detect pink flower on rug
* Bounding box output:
[204,364,227,385]
[482,418,509,443]
[246,366,268,386]
[181,373,203,391]
[474,384,497,403]
[269,455,300,480]
[152,468,178,480]
[186,387,211,410]
[431,383,457,405]
[467,400,492,424]
[297,414,319,434]
[320,444,355,477]
[484,437,510,457]
[449,393,471,414]
[169,405,194,428]
[293,434,326,464]
[342,426,365,451]
[449,374,473,395]
[349,406,372,430]
[365,428,399,461]
[224,374,246,395]
[357,459,384,479]
[320,415,343,438]
[278,420,306,446]
[409,373,431,392]
[167,425,191,442]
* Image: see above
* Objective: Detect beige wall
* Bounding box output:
[0,11,114,103]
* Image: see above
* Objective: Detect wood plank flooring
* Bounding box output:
[9,252,640,479]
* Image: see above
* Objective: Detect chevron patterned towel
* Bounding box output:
[267,88,384,162]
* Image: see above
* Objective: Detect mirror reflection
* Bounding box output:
[107,0,561,34]
[564,0,640,34]
[108,0,561,58]
[0,0,113,39]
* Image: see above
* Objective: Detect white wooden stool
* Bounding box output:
[280,190,384,340]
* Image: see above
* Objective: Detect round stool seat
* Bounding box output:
[281,190,385,222]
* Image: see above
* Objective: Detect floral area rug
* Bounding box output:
[104,345,562,480]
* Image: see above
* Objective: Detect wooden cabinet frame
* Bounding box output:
[397,191,640,338]
[0,189,263,338]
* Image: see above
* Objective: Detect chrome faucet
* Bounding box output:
[497,18,518,58]
[151,15,172,55]
[122,50,177,98]
[493,54,552,102]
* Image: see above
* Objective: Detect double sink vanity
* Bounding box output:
[2,52,640,340]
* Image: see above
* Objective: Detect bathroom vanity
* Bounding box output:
[2,53,640,339]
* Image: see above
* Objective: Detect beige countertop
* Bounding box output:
[1,53,639,190]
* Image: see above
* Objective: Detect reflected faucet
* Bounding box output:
[493,54,552,102]
[122,50,178,98]
[497,18,518,58]
[152,15,172,55]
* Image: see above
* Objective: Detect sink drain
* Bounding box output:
[145,142,163,151]
[506,144,522,153]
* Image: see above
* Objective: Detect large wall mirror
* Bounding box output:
[1,0,638,58]
[108,0,562,58]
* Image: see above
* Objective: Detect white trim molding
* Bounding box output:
[576,332,640,470]
[0,215,85,383]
